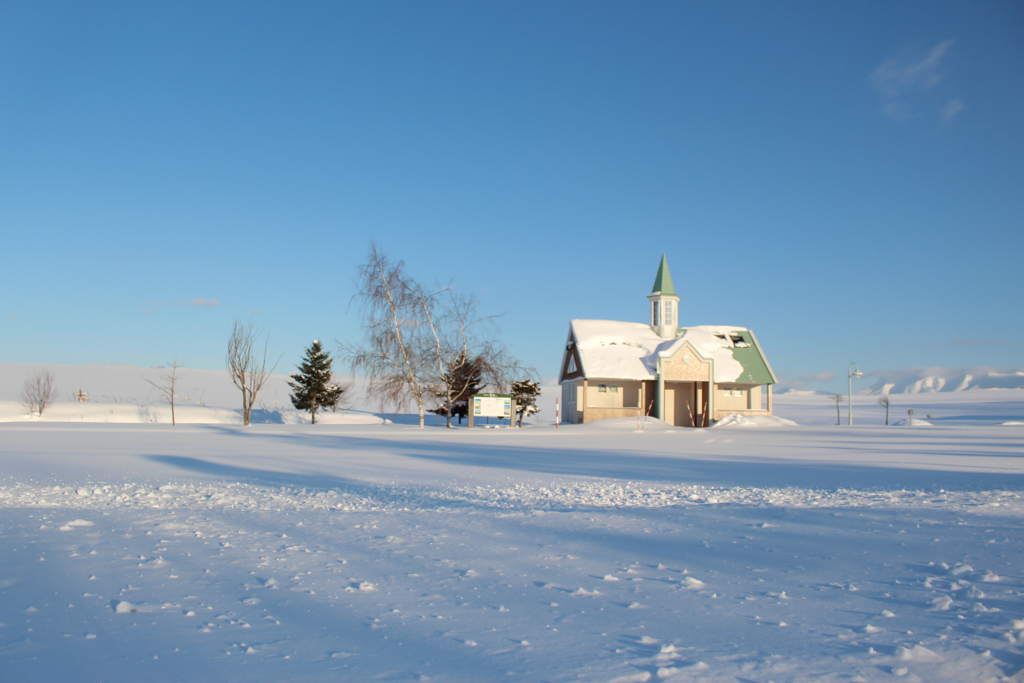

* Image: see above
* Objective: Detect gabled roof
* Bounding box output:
[563,319,776,384]
[650,254,677,297]
[726,330,775,384]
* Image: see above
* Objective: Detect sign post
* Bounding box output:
[468,393,515,428]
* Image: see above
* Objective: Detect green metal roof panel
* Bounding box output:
[651,255,677,297]
[726,330,776,384]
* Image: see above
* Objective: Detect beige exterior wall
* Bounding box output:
[582,407,643,423]
[712,383,770,421]
[585,380,642,409]
[566,378,773,424]
[560,379,648,424]
[662,345,711,382]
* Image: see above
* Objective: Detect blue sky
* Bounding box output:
[2,1,1022,392]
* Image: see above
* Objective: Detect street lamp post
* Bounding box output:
[848,363,863,425]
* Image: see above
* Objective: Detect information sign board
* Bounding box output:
[472,393,512,418]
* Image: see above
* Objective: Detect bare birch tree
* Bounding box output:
[421,289,527,428]
[344,244,435,427]
[143,359,183,426]
[21,369,58,417]
[227,320,279,426]
[343,244,531,428]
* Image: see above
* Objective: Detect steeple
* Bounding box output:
[650,254,677,297]
[647,254,680,338]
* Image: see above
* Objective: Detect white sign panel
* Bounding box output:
[473,394,512,418]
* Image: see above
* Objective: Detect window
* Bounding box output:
[730,334,748,348]
[652,301,659,326]
[598,384,607,393]
[566,356,577,374]
[665,301,674,327]
[725,386,744,397]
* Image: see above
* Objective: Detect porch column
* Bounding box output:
[767,384,772,414]
[582,379,588,423]
[655,357,665,421]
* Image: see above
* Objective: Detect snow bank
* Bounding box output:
[892,418,934,427]
[711,414,798,428]
[310,411,384,426]
[0,401,383,425]
[0,401,242,424]
[575,416,677,432]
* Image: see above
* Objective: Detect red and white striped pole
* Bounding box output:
[641,400,654,431]
[555,398,559,429]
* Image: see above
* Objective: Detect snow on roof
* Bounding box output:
[568,320,752,383]
[569,320,658,380]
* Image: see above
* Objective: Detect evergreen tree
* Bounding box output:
[431,354,484,426]
[289,340,343,424]
[511,379,540,427]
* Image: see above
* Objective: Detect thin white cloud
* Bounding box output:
[180,298,221,308]
[871,40,954,97]
[940,98,965,124]
[871,40,962,124]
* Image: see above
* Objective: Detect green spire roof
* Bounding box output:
[651,254,677,297]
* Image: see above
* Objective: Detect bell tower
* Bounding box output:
[647,254,679,339]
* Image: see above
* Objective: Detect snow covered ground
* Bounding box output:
[2,367,1023,681]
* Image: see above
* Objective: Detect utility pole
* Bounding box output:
[848,363,863,425]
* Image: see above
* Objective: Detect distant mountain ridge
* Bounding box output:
[862,367,1024,395]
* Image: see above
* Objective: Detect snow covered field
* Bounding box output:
[2,370,1024,681]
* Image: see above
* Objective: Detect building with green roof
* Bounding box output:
[558,255,778,426]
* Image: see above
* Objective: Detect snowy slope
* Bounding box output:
[2,396,1024,681]
[2,364,1024,681]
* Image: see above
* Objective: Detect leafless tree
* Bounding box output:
[828,394,844,425]
[343,244,531,428]
[227,320,279,426]
[21,369,58,417]
[143,359,184,426]
[877,394,891,425]
[421,289,529,428]
[343,244,436,427]
[329,375,354,412]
